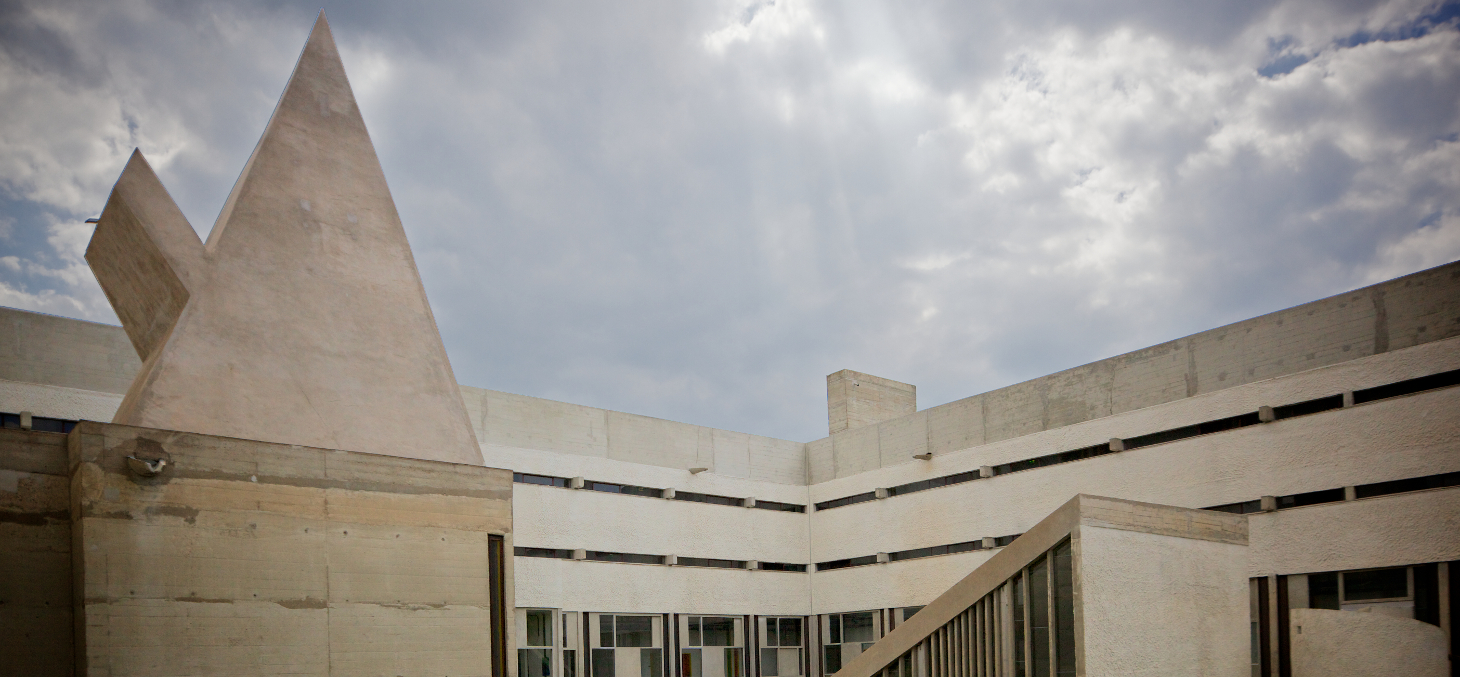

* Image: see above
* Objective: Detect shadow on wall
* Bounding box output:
[1290,608,1447,677]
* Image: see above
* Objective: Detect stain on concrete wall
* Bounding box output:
[0,429,73,676]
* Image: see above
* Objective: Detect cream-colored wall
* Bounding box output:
[515,558,810,615]
[1249,486,1460,575]
[0,306,139,395]
[0,379,124,422]
[808,261,1460,482]
[1289,608,1448,677]
[1077,525,1249,677]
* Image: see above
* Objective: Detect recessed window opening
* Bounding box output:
[994,533,1023,547]
[516,547,575,559]
[814,555,878,572]
[587,551,665,565]
[1276,488,1345,509]
[673,491,745,507]
[1353,367,1460,404]
[813,492,876,511]
[1273,395,1345,420]
[594,614,663,677]
[678,557,745,569]
[888,540,982,563]
[759,562,809,573]
[823,611,878,675]
[753,500,807,513]
[585,481,664,498]
[1202,500,1263,515]
[515,472,571,488]
[762,617,804,677]
[1355,471,1460,499]
[682,616,743,677]
[887,469,982,498]
[0,413,77,433]
[518,608,556,677]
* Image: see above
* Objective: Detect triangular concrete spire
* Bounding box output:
[86,13,483,465]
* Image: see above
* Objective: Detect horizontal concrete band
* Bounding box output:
[69,421,513,501]
[833,495,1246,677]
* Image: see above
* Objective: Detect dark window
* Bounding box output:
[1308,572,1339,610]
[1343,568,1408,601]
[1276,488,1345,509]
[592,649,615,677]
[1029,556,1050,677]
[887,470,982,497]
[1353,368,1460,404]
[565,650,577,677]
[586,481,664,498]
[888,540,982,562]
[1122,413,1261,451]
[641,649,662,677]
[759,562,808,572]
[841,613,874,643]
[514,473,570,488]
[526,609,554,646]
[0,413,77,433]
[1203,500,1262,515]
[753,500,807,513]
[1273,395,1344,420]
[701,617,735,647]
[678,557,746,569]
[822,646,841,674]
[617,616,654,647]
[1013,573,1026,677]
[991,443,1114,476]
[601,615,616,647]
[516,547,574,559]
[760,648,777,676]
[1053,541,1075,676]
[814,492,877,511]
[520,649,552,677]
[673,491,745,507]
[761,562,794,572]
[1414,563,1440,627]
[778,618,802,646]
[815,555,878,571]
[588,551,665,565]
[1355,471,1460,499]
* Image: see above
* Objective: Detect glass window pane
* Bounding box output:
[520,649,552,677]
[823,646,842,675]
[528,609,554,647]
[681,649,702,677]
[1053,541,1075,677]
[641,648,663,677]
[1308,573,1339,610]
[618,616,655,648]
[592,649,615,677]
[761,648,779,676]
[1343,568,1409,601]
[779,618,803,647]
[828,615,841,645]
[565,650,577,677]
[765,619,778,647]
[1029,557,1050,677]
[725,648,744,677]
[1013,573,1026,677]
[702,617,735,647]
[690,617,702,647]
[842,613,874,644]
[601,616,615,648]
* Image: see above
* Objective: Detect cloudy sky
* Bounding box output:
[1,0,1457,442]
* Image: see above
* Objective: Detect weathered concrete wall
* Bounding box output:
[827,370,916,436]
[0,306,139,395]
[0,429,73,676]
[1077,524,1248,677]
[464,387,806,484]
[0,379,125,423]
[1289,608,1447,677]
[809,260,1460,481]
[69,421,514,677]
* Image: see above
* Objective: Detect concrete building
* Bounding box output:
[1,13,1456,677]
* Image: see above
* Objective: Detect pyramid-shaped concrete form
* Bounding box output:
[85,13,482,465]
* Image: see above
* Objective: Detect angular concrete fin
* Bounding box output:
[86,150,205,361]
[108,13,484,465]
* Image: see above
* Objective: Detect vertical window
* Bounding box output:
[682,649,703,677]
[1307,573,1339,610]
[1052,541,1075,677]
[828,616,841,645]
[702,617,735,646]
[725,648,744,677]
[842,613,874,643]
[691,617,703,647]
[641,648,663,677]
[602,616,617,648]
[778,618,802,647]
[528,610,555,647]
[823,647,841,675]
[761,648,779,677]
[593,649,615,677]
[1341,568,1408,601]
[1029,556,1050,677]
[1013,573,1026,677]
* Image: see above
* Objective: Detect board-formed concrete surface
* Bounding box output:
[0,429,73,676]
[68,421,513,677]
[83,14,482,465]
[0,306,140,395]
[827,370,916,436]
[808,260,1460,481]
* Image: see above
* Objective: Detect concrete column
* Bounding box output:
[1342,390,1355,407]
[875,487,890,499]
[1344,486,1357,501]
[18,411,31,430]
[1258,406,1276,423]
[1108,438,1125,452]
[978,466,993,479]
[982,537,996,550]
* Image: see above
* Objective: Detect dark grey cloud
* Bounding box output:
[1,0,1457,441]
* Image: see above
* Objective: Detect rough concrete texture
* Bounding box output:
[1248,486,1460,576]
[1078,525,1248,677]
[68,421,513,677]
[0,306,139,395]
[463,386,806,484]
[84,15,482,465]
[808,260,1460,482]
[0,429,73,677]
[1289,608,1447,677]
[516,557,810,616]
[827,370,916,436]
